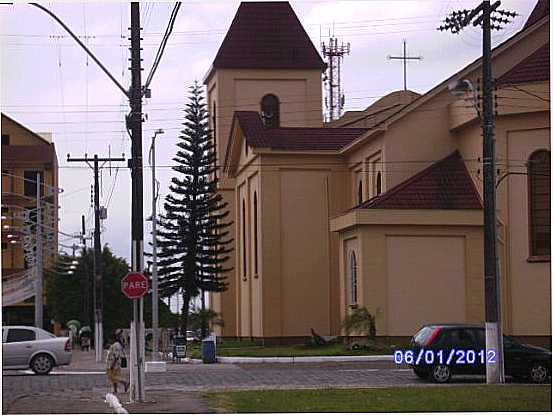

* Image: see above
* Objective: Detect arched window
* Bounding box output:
[350,251,358,305]
[253,191,258,275]
[528,150,551,257]
[261,94,280,128]
[376,171,382,195]
[242,199,247,277]
[358,181,363,204]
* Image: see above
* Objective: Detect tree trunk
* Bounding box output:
[180,291,191,344]
[200,289,208,339]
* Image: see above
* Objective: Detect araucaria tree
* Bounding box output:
[156,82,232,339]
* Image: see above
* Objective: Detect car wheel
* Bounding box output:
[429,364,451,383]
[31,354,54,375]
[529,363,549,384]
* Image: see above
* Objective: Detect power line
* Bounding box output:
[143,2,182,94]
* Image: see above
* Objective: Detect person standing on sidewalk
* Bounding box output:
[106,329,129,394]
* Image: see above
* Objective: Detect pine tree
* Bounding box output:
[156,82,232,339]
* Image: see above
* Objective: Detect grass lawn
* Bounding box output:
[204,385,552,413]
[187,341,392,359]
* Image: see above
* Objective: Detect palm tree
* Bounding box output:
[341,306,376,340]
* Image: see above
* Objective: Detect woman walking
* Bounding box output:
[106,330,129,394]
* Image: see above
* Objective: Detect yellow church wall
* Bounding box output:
[384,93,458,189]
[345,135,386,207]
[207,68,323,166]
[506,126,551,336]
[455,93,551,336]
[253,153,347,337]
[206,67,323,338]
[454,94,550,338]
[334,218,484,338]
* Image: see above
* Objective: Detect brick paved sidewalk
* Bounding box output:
[5,389,213,414]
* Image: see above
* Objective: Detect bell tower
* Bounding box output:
[203,1,326,337]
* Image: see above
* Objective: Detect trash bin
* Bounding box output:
[201,338,216,364]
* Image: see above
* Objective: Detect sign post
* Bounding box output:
[121,272,148,402]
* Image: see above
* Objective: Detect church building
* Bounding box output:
[204,1,550,345]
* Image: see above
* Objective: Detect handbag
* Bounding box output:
[121,356,127,368]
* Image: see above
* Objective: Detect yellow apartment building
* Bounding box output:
[1,113,59,326]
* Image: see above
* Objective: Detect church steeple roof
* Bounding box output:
[210,2,325,73]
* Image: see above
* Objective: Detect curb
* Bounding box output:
[215,355,394,364]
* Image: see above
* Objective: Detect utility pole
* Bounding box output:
[34,172,43,329]
[128,2,146,402]
[149,129,164,360]
[321,37,350,121]
[81,215,87,247]
[387,40,423,91]
[438,0,517,384]
[67,154,125,363]
[27,1,180,401]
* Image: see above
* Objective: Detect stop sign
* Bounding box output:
[121,272,149,299]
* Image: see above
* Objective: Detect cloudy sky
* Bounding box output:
[0,0,538,262]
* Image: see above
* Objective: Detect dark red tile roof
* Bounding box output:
[211,2,325,71]
[234,111,368,151]
[357,151,482,210]
[497,44,550,86]
[524,0,549,29]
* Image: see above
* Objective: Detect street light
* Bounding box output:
[449,79,480,117]
[149,128,164,361]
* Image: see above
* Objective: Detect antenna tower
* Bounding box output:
[322,37,350,122]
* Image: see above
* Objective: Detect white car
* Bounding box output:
[2,325,72,374]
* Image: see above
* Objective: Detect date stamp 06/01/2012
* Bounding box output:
[394,349,497,366]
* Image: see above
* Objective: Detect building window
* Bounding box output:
[253,191,258,275]
[376,171,382,195]
[350,251,358,305]
[358,181,363,204]
[24,171,44,197]
[261,94,280,128]
[2,134,9,145]
[242,199,247,277]
[528,150,550,257]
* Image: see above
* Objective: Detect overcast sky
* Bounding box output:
[0,0,538,263]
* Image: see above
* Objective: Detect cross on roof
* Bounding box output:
[387,40,423,91]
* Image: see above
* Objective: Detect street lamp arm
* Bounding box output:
[29,3,129,99]
[496,171,527,188]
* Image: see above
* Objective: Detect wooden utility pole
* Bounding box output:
[438,0,517,384]
[67,154,125,363]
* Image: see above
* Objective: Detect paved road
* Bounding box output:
[3,361,418,398]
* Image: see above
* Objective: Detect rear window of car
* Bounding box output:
[6,328,36,343]
[36,328,56,339]
[413,326,434,345]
